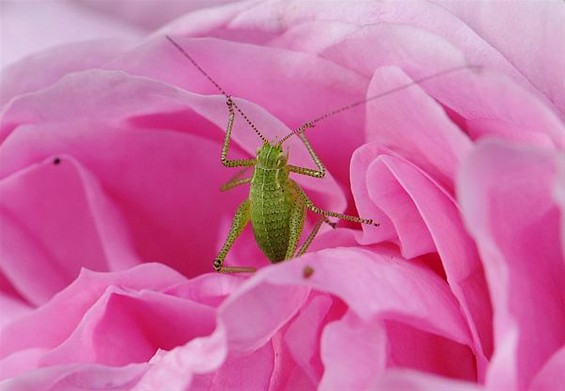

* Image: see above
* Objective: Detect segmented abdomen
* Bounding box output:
[249,177,292,262]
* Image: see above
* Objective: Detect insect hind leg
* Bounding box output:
[285,200,306,260]
[296,216,331,257]
[213,199,256,273]
[290,180,379,227]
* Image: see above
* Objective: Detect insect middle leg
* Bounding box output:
[213,199,256,273]
[285,193,337,260]
[296,216,336,257]
[220,166,252,192]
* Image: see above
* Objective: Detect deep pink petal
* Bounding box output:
[0,157,137,305]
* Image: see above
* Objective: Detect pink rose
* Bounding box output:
[1,1,563,390]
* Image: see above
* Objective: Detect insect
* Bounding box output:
[166,35,477,273]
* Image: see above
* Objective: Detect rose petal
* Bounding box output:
[365,66,472,193]
[435,1,565,119]
[281,294,333,386]
[528,346,565,391]
[0,156,137,305]
[352,146,492,374]
[0,263,185,364]
[374,369,481,391]
[458,140,565,389]
[0,362,146,391]
[40,288,215,367]
[319,310,387,390]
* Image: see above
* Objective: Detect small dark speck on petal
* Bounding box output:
[303,265,314,279]
[53,157,61,165]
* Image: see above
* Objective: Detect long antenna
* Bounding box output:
[166,35,268,143]
[277,64,481,144]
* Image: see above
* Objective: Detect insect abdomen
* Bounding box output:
[249,170,292,262]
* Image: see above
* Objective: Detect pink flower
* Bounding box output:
[1,1,563,390]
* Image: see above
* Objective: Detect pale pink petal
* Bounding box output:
[0,40,130,106]
[79,0,223,31]
[458,141,565,390]
[193,1,561,122]
[0,1,141,70]
[434,1,565,118]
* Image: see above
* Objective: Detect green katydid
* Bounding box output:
[166,35,477,273]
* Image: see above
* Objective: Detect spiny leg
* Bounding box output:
[221,97,256,168]
[220,166,252,192]
[290,180,380,227]
[284,199,306,260]
[296,214,336,257]
[288,123,326,179]
[213,199,255,273]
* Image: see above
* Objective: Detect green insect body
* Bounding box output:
[165,35,476,273]
[250,143,295,262]
[211,99,377,273]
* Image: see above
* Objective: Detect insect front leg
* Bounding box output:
[288,123,326,179]
[220,166,252,192]
[213,199,256,273]
[221,97,256,168]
